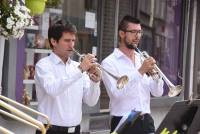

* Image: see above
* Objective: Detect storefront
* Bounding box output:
[1,0,200,133]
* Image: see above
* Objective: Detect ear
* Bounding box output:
[119,30,125,39]
[50,38,57,47]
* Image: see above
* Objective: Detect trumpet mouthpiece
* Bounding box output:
[133,44,137,49]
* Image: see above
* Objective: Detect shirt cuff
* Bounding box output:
[90,80,100,88]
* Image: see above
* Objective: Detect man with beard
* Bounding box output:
[101,15,164,134]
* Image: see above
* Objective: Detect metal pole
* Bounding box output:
[0,36,5,95]
[114,0,119,48]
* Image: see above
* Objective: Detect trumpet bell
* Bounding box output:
[73,49,130,89]
[117,75,129,89]
[135,47,183,97]
[168,85,182,97]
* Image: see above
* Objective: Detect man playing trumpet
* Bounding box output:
[101,15,164,134]
[35,20,101,134]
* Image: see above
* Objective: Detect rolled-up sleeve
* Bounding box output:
[82,73,100,106]
[149,77,164,97]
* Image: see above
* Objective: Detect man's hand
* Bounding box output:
[79,54,97,72]
[88,64,102,83]
[78,53,101,82]
[138,57,156,75]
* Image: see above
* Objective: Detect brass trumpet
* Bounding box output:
[0,95,50,134]
[134,47,182,97]
[72,49,129,89]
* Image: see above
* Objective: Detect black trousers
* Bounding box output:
[36,124,80,134]
[110,114,155,134]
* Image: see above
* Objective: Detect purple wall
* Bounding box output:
[16,36,25,102]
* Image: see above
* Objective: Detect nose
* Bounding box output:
[135,32,142,39]
[68,42,75,49]
[135,34,140,40]
[68,43,73,49]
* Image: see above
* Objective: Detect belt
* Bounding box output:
[46,124,80,133]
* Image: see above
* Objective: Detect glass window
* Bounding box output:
[139,0,183,96]
[62,0,98,61]
[62,0,99,113]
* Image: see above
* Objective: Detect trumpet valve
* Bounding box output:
[146,69,160,80]
[151,71,160,80]
[87,65,102,78]
[142,51,150,58]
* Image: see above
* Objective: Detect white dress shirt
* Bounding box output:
[101,48,164,116]
[35,52,100,127]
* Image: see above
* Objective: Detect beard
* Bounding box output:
[125,43,135,49]
[124,38,137,49]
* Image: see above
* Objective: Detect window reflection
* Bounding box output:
[139,0,183,95]
[62,0,98,61]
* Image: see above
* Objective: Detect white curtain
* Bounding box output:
[0,36,5,94]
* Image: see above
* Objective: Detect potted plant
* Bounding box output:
[46,0,61,8]
[25,0,47,15]
[0,0,33,39]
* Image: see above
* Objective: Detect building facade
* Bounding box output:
[1,0,200,133]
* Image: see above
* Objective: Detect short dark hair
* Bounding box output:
[118,15,141,32]
[48,20,77,49]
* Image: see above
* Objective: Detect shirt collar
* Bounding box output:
[113,48,141,59]
[113,48,125,58]
[50,52,71,65]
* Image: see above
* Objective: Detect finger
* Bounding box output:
[89,74,97,81]
[145,58,151,64]
[90,70,100,77]
[91,74,101,82]
[88,68,96,74]
[149,57,156,64]
[89,66,101,75]
[90,57,97,63]
[86,53,95,59]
